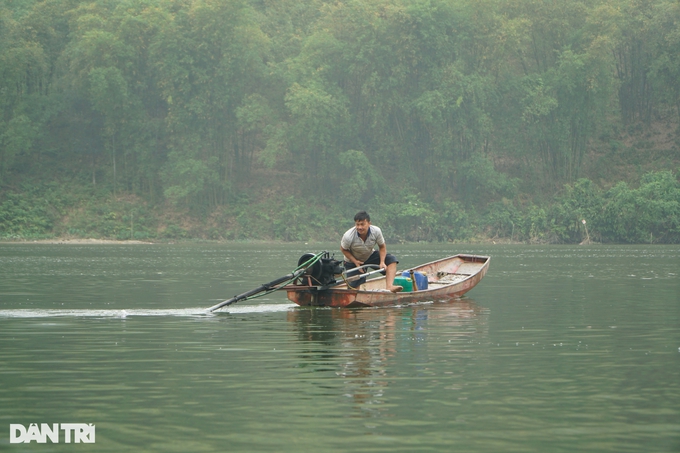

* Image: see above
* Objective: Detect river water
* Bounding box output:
[0,242,678,452]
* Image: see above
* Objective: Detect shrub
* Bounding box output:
[548,178,604,243]
[0,192,54,238]
[436,201,475,242]
[481,200,520,240]
[601,171,680,243]
[161,224,188,239]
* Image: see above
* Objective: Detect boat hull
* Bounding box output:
[285,254,490,308]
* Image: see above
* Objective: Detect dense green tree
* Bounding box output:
[0,0,678,242]
[151,0,268,207]
[0,4,48,180]
[647,0,680,123]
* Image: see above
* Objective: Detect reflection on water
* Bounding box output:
[288,301,488,420]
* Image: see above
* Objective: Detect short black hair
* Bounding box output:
[354,211,370,222]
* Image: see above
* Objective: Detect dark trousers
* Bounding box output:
[344,251,398,288]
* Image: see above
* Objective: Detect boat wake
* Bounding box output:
[0,304,298,318]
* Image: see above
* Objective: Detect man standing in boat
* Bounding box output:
[341,211,403,292]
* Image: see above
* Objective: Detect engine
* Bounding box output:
[297,252,344,286]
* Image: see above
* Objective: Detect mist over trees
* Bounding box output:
[1,0,679,242]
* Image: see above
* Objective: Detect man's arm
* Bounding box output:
[341,247,362,266]
[378,242,387,268]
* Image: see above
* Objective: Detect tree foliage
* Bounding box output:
[1,0,679,242]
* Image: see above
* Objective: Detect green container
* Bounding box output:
[393,276,413,292]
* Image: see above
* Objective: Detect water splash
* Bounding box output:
[0,303,298,318]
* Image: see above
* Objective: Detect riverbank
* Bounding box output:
[0,236,535,246]
[0,238,154,245]
[2,170,678,244]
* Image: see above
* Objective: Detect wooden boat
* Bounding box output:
[284,254,490,308]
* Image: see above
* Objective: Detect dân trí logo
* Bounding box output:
[9,423,95,444]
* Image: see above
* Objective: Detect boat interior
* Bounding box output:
[344,255,488,292]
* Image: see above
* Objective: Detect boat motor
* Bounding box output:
[297,252,344,286]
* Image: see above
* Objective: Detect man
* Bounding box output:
[340,211,402,292]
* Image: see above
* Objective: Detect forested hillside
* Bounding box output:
[1,0,679,243]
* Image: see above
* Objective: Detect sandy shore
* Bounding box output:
[2,238,154,244]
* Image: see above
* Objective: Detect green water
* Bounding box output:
[0,243,678,452]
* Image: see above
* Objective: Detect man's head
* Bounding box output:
[354,211,371,236]
[354,211,370,223]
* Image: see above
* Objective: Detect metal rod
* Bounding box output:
[207,268,306,312]
[320,268,386,290]
[208,251,327,312]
